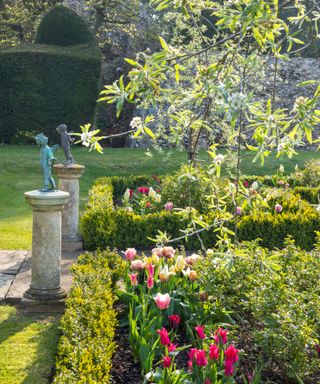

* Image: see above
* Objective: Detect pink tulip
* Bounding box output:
[146,263,155,277]
[236,206,242,215]
[275,203,283,213]
[128,273,138,286]
[130,259,145,271]
[154,292,171,310]
[124,248,137,261]
[161,246,176,258]
[165,202,174,211]
[147,276,154,289]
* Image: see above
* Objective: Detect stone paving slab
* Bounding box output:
[0,273,16,300]
[0,246,81,308]
[0,250,28,274]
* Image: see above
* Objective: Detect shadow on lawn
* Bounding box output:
[0,308,60,384]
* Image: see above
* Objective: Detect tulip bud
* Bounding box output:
[275,203,283,213]
[175,255,186,272]
[279,164,284,173]
[124,188,130,201]
[199,291,208,301]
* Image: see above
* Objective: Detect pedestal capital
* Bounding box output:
[54,164,85,180]
[25,190,69,212]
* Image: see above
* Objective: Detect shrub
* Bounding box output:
[300,160,320,187]
[54,249,125,383]
[35,6,96,47]
[293,186,320,204]
[81,176,319,251]
[0,6,101,144]
[199,239,320,381]
[161,164,228,213]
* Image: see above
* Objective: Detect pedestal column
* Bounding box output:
[54,164,85,242]
[23,190,69,303]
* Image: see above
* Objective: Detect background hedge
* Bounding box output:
[80,176,320,251]
[0,6,101,144]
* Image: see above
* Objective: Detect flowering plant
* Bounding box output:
[122,179,175,215]
[117,247,240,382]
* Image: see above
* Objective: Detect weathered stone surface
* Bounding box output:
[0,250,28,274]
[54,164,85,241]
[0,274,15,300]
[24,190,69,302]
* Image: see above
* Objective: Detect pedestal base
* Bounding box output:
[23,286,67,301]
[20,297,66,313]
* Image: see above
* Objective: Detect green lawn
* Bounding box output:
[0,145,319,249]
[0,305,60,384]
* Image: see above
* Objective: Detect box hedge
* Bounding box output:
[54,249,125,383]
[0,6,101,144]
[80,176,320,251]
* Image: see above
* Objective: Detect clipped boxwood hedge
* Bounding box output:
[54,249,125,383]
[0,6,101,144]
[81,176,320,251]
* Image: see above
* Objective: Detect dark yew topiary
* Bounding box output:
[35,5,97,47]
[0,6,102,144]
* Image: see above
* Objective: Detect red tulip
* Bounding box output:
[209,344,219,360]
[157,328,170,345]
[188,348,198,360]
[163,355,171,368]
[224,345,239,364]
[214,327,228,345]
[168,314,181,328]
[195,325,206,339]
[168,343,177,352]
[195,350,208,366]
[224,360,235,376]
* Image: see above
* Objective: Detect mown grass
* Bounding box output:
[0,145,319,249]
[0,305,60,384]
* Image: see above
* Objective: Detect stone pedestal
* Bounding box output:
[22,190,69,305]
[54,164,85,245]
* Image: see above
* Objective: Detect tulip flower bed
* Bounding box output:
[116,247,241,383]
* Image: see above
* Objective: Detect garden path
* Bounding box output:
[0,249,81,309]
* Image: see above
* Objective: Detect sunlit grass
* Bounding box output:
[0,145,319,249]
[0,305,60,384]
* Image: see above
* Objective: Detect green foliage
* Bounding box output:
[199,239,320,381]
[161,164,228,213]
[237,192,319,250]
[0,43,101,143]
[54,249,123,383]
[293,186,320,204]
[300,159,320,187]
[81,176,319,251]
[35,6,97,47]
